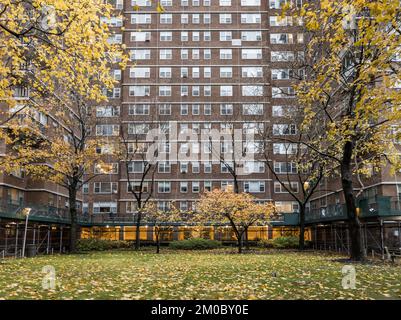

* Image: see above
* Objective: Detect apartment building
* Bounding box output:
[82,0,308,219]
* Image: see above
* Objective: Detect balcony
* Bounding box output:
[270,213,299,226]
[305,204,347,223]
[359,196,401,218]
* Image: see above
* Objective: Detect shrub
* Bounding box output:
[76,239,132,252]
[169,238,222,250]
[257,236,300,249]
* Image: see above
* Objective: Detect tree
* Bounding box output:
[0,0,122,116]
[196,189,274,253]
[0,0,126,252]
[118,117,159,250]
[295,0,401,260]
[142,202,182,254]
[260,116,326,249]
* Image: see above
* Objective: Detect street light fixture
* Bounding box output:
[22,207,32,258]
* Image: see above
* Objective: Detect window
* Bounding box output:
[192,49,200,59]
[181,49,189,59]
[158,162,171,173]
[158,201,171,211]
[272,69,293,80]
[242,85,263,96]
[270,33,294,44]
[130,67,150,78]
[241,13,261,23]
[242,67,263,78]
[244,162,265,173]
[161,0,172,6]
[202,181,211,192]
[243,122,263,133]
[93,202,117,214]
[270,16,293,26]
[83,183,89,194]
[272,87,296,98]
[107,34,122,44]
[241,31,262,41]
[131,14,151,24]
[269,0,288,9]
[131,0,151,6]
[204,163,212,173]
[103,87,120,98]
[204,86,211,96]
[180,201,188,211]
[275,201,299,213]
[220,49,232,59]
[271,51,295,62]
[159,104,171,115]
[158,182,171,193]
[159,86,172,97]
[131,31,151,42]
[192,86,200,96]
[181,86,189,97]
[181,67,188,78]
[96,106,120,117]
[273,143,298,155]
[242,49,262,59]
[128,182,149,193]
[128,123,150,134]
[192,67,200,79]
[192,104,200,115]
[131,49,151,60]
[274,162,297,174]
[181,104,189,115]
[221,181,234,191]
[220,67,232,78]
[192,14,200,24]
[180,182,188,193]
[219,14,232,24]
[203,13,211,23]
[192,162,200,173]
[160,32,172,41]
[273,124,297,135]
[192,32,200,41]
[181,31,189,41]
[192,181,200,193]
[219,31,232,41]
[160,49,172,59]
[204,104,212,115]
[244,181,265,193]
[220,86,233,97]
[160,13,172,24]
[272,105,293,117]
[243,104,263,115]
[204,49,211,59]
[219,0,231,5]
[274,182,299,193]
[129,86,150,96]
[94,182,118,194]
[127,161,145,173]
[96,124,119,136]
[241,0,260,6]
[204,31,211,41]
[181,14,189,23]
[220,104,233,115]
[204,67,211,78]
[129,104,150,115]
[159,67,172,78]
[180,162,189,173]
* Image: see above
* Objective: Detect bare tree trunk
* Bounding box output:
[245,227,250,250]
[237,237,242,253]
[299,205,306,250]
[155,229,160,254]
[341,141,364,261]
[135,211,142,250]
[69,186,78,253]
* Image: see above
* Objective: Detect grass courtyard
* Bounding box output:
[0,249,400,300]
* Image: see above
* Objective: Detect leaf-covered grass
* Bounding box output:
[0,249,400,300]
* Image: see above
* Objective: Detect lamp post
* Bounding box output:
[22,207,32,258]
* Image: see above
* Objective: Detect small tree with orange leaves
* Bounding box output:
[196,189,274,253]
[142,202,182,254]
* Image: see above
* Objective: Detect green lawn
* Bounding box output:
[0,249,400,300]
